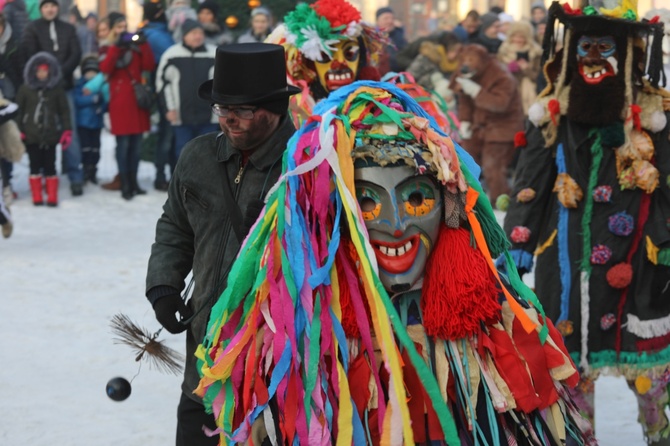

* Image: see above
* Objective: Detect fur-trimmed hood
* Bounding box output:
[23,51,62,89]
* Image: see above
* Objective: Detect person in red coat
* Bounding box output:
[99,12,155,200]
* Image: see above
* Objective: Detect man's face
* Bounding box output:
[112,20,127,36]
[198,9,215,24]
[251,14,270,35]
[40,3,59,21]
[314,40,360,92]
[86,16,97,31]
[183,28,204,48]
[484,20,501,38]
[355,165,442,293]
[531,7,546,24]
[463,17,479,35]
[376,12,394,32]
[218,106,281,151]
[576,35,618,85]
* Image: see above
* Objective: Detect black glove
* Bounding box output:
[152,294,193,334]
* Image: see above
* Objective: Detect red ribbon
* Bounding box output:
[563,3,582,15]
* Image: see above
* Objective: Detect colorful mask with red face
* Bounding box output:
[355,165,443,293]
[314,40,360,92]
[576,35,618,84]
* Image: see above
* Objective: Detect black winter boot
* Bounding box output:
[120,173,133,200]
[84,165,98,184]
[130,171,146,196]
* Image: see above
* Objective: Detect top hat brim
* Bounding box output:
[198,79,301,105]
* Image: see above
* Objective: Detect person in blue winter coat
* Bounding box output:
[74,55,106,184]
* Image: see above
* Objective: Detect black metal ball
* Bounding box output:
[106,377,132,401]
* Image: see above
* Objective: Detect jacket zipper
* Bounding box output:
[234,164,244,184]
[212,159,247,295]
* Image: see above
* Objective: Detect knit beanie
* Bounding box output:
[258,98,288,116]
[250,6,271,19]
[39,0,58,8]
[479,12,500,32]
[81,56,99,74]
[108,11,126,28]
[198,0,219,18]
[143,0,166,22]
[181,19,203,38]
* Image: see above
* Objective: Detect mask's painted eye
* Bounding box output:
[356,187,381,221]
[344,44,360,62]
[319,51,332,63]
[401,181,436,217]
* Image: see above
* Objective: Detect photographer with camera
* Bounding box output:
[99,12,155,200]
[20,0,83,197]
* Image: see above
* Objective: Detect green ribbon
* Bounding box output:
[583,5,598,15]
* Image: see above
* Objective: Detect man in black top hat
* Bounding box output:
[145,42,299,446]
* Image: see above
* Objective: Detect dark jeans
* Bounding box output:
[176,393,218,446]
[0,159,12,187]
[155,103,175,183]
[79,127,101,168]
[63,91,83,183]
[115,134,142,175]
[173,123,219,160]
[27,143,57,176]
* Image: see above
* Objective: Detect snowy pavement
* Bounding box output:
[0,131,652,445]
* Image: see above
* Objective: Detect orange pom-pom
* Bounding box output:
[606,263,633,289]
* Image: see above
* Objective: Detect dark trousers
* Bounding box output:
[0,159,12,187]
[176,392,218,446]
[115,134,142,175]
[27,143,57,176]
[78,127,101,167]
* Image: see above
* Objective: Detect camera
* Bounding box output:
[117,31,147,48]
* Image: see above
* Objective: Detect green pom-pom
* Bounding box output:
[598,122,625,148]
[496,194,510,212]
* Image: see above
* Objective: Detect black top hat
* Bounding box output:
[198,43,300,105]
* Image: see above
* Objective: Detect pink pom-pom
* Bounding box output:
[606,263,633,289]
[510,226,531,243]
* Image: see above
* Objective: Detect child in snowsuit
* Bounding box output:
[74,55,107,184]
[16,52,72,206]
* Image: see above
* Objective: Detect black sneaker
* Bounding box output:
[71,183,84,196]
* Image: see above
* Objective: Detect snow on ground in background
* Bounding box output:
[0,131,651,445]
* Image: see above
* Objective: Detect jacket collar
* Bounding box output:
[182,42,207,53]
[216,115,295,169]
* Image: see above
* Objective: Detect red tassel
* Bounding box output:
[421,226,501,339]
[548,99,560,125]
[514,131,527,148]
[630,104,642,131]
[649,15,660,24]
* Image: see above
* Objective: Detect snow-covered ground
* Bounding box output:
[0,131,652,445]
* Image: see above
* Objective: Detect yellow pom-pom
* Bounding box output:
[635,375,652,395]
[495,194,510,212]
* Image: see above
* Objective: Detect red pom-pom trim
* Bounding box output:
[514,131,527,148]
[312,0,361,29]
[606,263,633,289]
[548,99,560,125]
[357,66,380,82]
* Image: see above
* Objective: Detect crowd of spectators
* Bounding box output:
[0,0,553,229]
